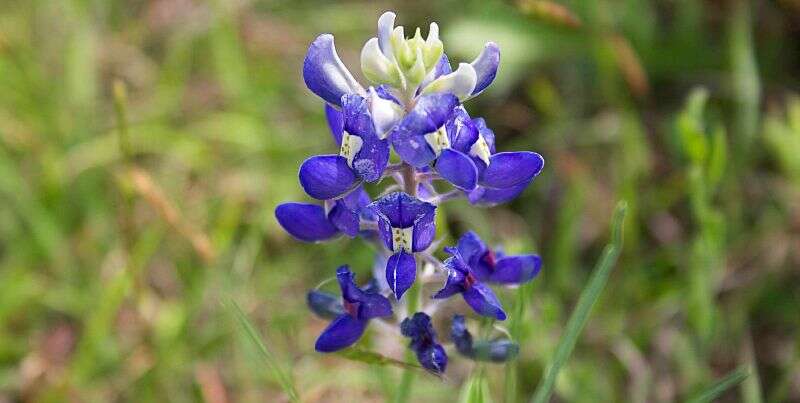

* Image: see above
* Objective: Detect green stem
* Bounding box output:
[393,163,420,403]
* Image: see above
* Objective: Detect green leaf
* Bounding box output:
[686,367,749,403]
[228,299,299,403]
[706,124,728,189]
[530,201,627,403]
[677,88,709,165]
[337,348,425,372]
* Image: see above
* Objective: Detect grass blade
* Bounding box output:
[530,201,627,403]
[228,299,299,403]
[686,367,749,403]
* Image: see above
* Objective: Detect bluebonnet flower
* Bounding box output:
[465,118,546,205]
[455,231,542,284]
[315,266,393,352]
[433,246,507,320]
[277,11,547,373]
[274,186,372,242]
[401,312,447,374]
[451,315,519,362]
[368,192,436,299]
[299,94,390,200]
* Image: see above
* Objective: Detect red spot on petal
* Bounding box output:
[344,300,359,317]
[482,249,497,270]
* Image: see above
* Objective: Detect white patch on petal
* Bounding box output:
[421,63,477,101]
[424,125,450,157]
[470,135,491,166]
[368,87,404,138]
[391,226,414,252]
[339,131,364,168]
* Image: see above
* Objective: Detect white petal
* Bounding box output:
[377,11,396,60]
[368,87,404,139]
[361,37,401,86]
[421,63,477,101]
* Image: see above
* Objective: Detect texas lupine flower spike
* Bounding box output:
[277,11,545,374]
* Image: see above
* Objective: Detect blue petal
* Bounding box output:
[342,94,390,182]
[307,290,345,319]
[462,283,506,320]
[445,107,479,153]
[467,179,531,206]
[411,206,436,253]
[456,231,488,267]
[450,315,473,355]
[335,266,393,319]
[417,344,448,374]
[400,312,437,351]
[432,259,466,299]
[391,93,459,168]
[488,255,542,284]
[386,251,416,300]
[327,187,370,237]
[419,53,453,90]
[435,149,478,191]
[470,42,500,95]
[299,155,359,200]
[374,84,402,105]
[325,103,344,146]
[336,265,363,302]
[275,203,339,242]
[368,192,436,229]
[303,34,362,106]
[480,152,545,189]
[315,314,368,352]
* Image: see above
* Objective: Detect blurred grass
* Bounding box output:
[1,0,799,402]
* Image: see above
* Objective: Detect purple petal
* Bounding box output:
[369,192,436,229]
[307,290,344,319]
[386,251,416,299]
[327,201,359,237]
[435,149,478,191]
[325,103,344,146]
[432,262,466,299]
[462,283,507,320]
[374,84,402,104]
[303,34,362,106]
[327,186,370,237]
[299,155,359,200]
[391,93,459,168]
[488,255,542,284]
[419,53,453,90]
[467,179,531,206]
[275,203,339,242]
[470,42,500,95]
[359,292,393,319]
[417,344,448,374]
[456,231,488,267]
[342,94,389,182]
[445,107,479,153]
[336,266,364,302]
[480,152,544,189]
[412,210,437,253]
[314,314,368,352]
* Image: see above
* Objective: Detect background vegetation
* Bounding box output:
[1,0,798,401]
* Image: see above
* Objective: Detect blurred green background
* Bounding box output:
[1,0,799,401]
